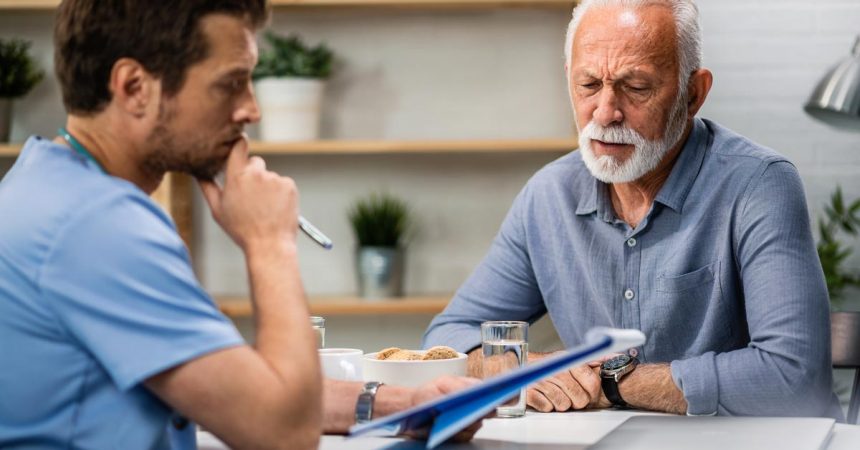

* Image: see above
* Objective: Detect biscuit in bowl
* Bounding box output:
[386,350,422,361]
[376,347,402,360]
[422,346,459,360]
[363,348,468,387]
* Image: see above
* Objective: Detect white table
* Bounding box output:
[197,410,860,449]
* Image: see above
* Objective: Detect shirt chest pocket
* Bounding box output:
[651,261,731,352]
[656,262,718,293]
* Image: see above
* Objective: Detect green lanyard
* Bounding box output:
[58,127,106,174]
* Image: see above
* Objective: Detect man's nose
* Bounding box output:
[592,87,624,127]
[235,87,261,124]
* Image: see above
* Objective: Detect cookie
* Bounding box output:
[386,350,422,361]
[422,346,459,360]
[376,347,402,360]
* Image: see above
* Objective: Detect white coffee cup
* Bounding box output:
[319,348,364,381]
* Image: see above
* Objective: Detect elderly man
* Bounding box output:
[0,1,481,449]
[424,0,843,419]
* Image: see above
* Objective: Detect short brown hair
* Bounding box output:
[54,0,270,114]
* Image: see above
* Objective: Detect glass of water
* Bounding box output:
[481,320,528,417]
[310,316,325,349]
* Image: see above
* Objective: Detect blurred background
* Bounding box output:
[1,1,858,410]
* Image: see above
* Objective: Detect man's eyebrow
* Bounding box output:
[217,67,252,80]
[573,68,656,82]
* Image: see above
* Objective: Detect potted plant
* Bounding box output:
[817,186,860,310]
[0,38,44,142]
[252,31,333,142]
[348,193,410,300]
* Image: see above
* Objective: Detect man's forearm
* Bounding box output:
[246,241,322,415]
[468,348,555,378]
[323,380,414,434]
[617,363,687,415]
[467,348,482,377]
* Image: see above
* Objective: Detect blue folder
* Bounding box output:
[349,327,646,449]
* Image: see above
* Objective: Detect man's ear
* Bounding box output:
[108,58,160,118]
[686,68,713,118]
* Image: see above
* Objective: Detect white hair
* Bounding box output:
[564,0,703,96]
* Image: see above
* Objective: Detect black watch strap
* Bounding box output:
[601,377,629,408]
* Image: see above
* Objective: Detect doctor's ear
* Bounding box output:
[108,58,160,118]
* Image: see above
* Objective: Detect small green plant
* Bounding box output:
[252,32,333,80]
[348,193,410,248]
[817,186,860,304]
[0,38,44,98]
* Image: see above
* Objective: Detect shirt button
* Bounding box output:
[628,348,639,357]
[624,289,635,300]
[627,238,637,247]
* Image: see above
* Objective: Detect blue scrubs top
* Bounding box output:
[0,137,244,449]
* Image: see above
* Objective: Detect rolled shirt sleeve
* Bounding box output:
[670,161,841,418]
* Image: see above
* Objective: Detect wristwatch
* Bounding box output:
[355,381,384,424]
[600,354,639,408]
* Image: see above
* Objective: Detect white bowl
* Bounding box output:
[362,351,468,387]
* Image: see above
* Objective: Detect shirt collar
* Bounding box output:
[575,117,710,217]
[653,117,709,213]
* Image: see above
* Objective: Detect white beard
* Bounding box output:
[577,99,689,184]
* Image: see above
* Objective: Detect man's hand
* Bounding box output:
[405,376,486,442]
[526,353,614,412]
[198,136,299,253]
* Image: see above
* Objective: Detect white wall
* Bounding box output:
[195,7,575,298]
[2,2,859,353]
[697,1,860,276]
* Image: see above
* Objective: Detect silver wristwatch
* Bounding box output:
[355,381,383,424]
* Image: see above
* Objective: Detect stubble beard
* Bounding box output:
[141,102,233,182]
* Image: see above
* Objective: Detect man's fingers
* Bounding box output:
[570,365,602,406]
[526,387,554,412]
[197,179,222,217]
[547,371,590,410]
[248,155,266,171]
[535,380,572,411]
[224,135,250,181]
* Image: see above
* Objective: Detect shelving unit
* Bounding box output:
[0,1,578,342]
[217,295,450,318]
[249,138,577,155]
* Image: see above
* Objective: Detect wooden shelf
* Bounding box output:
[0,139,578,157]
[217,295,450,318]
[0,143,21,157]
[0,0,57,9]
[249,138,578,155]
[0,0,575,9]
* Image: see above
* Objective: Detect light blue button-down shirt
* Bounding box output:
[0,137,244,448]
[423,118,843,419]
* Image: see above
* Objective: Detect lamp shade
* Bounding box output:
[804,36,860,129]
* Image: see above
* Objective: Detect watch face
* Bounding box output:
[602,354,632,371]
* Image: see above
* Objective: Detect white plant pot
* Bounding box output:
[255,77,324,142]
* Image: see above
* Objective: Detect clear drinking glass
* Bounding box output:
[481,320,529,417]
[310,316,325,349]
